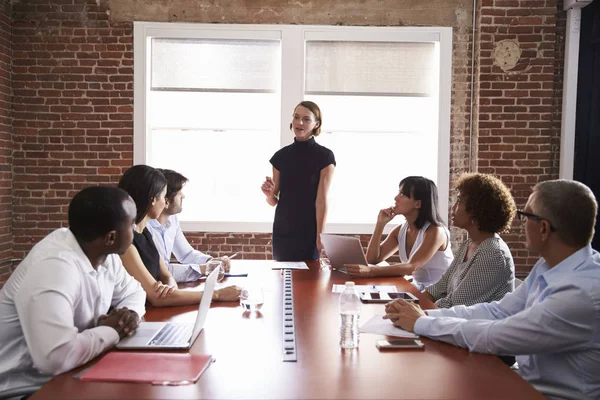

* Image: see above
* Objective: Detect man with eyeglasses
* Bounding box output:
[384,179,600,400]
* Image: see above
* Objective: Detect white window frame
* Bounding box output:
[134,22,452,234]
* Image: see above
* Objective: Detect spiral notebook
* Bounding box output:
[80,352,213,385]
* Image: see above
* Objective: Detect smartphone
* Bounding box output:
[360,291,419,304]
[376,339,425,349]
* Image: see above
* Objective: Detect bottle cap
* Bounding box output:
[345,281,355,287]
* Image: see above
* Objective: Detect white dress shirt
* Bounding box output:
[415,246,600,399]
[0,228,146,393]
[147,216,211,283]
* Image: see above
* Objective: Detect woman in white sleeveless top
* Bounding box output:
[346,176,453,289]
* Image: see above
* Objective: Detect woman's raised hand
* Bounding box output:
[377,207,396,225]
[261,176,275,197]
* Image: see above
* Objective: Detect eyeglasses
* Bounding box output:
[516,209,556,231]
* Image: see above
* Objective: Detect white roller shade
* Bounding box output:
[152,38,280,91]
[305,41,436,96]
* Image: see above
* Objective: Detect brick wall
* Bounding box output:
[9,0,473,264]
[11,1,133,262]
[0,0,11,287]
[476,0,564,273]
[3,0,567,286]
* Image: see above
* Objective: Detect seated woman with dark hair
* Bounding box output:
[346,176,453,290]
[424,172,516,308]
[118,165,240,307]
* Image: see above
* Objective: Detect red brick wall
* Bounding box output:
[11,1,133,261]
[4,0,567,286]
[0,0,11,287]
[186,233,273,260]
[476,0,564,273]
[8,0,474,263]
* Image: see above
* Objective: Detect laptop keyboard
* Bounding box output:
[150,323,193,346]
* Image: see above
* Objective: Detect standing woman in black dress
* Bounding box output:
[261,101,336,261]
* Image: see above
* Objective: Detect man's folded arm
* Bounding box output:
[173,225,211,265]
[416,286,595,355]
[16,289,119,376]
[427,278,529,321]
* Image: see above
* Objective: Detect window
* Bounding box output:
[134,23,452,233]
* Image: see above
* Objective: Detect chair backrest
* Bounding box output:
[0,385,41,400]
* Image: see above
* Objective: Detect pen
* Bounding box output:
[229,252,240,259]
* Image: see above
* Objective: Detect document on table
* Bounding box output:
[332,284,398,294]
[359,315,419,339]
[271,261,309,270]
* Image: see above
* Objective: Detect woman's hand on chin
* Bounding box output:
[377,207,396,225]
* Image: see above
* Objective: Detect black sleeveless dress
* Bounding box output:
[132,228,161,280]
[269,137,336,261]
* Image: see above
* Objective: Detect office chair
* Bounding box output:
[0,385,41,400]
[532,383,593,400]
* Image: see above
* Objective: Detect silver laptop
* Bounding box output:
[320,234,371,272]
[116,268,218,350]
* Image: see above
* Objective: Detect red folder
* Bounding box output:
[80,352,212,385]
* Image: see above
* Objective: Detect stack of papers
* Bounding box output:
[271,261,309,270]
[331,284,397,294]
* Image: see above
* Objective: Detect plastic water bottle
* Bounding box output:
[339,281,361,349]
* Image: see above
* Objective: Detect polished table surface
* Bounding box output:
[32,260,544,399]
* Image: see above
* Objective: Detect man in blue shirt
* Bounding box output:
[384,179,600,400]
[146,169,231,283]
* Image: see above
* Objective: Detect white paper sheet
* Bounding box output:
[270,261,309,270]
[359,315,419,339]
[331,284,398,294]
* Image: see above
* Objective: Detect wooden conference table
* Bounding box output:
[32,260,543,400]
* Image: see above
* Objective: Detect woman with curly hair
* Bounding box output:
[424,172,517,308]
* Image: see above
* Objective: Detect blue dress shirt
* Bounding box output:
[415,245,600,399]
[146,216,211,282]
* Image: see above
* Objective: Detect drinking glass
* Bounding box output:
[205,260,225,282]
[240,283,264,313]
[319,249,332,270]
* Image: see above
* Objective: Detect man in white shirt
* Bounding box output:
[147,169,231,283]
[384,179,600,400]
[0,186,147,394]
